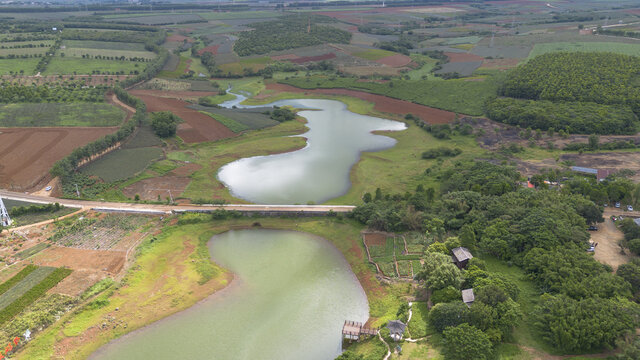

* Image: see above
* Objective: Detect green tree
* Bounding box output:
[442,324,493,360]
[415,252,463,291]
[429,302,470,333]
[150,111,179,138]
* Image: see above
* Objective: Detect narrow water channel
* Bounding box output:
[217,98,406,204]
[90,229,369,360]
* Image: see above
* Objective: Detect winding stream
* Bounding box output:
[217,95,406,204]
[90,229,369,360]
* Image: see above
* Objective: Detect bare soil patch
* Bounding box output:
[35,246,125,274]
[130,91,236,143]
[363,232,386,246]
[130,89,216,101]
[166,34,193,42]
[0,127,117,191]
[591,216,632,271]
[171,163,202,176]
[272,54,300,61]
[197,45,219,55]
[123,176,191,201]
[376,54,412,67]
[267,83,456,124]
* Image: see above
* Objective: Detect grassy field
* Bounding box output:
[198,10,279,20]
[0,58,39,75]
[199,111,248,133]
[62,40,147,51]
[10,207,78,227]
[79,147,163,182]
[43,57,143,75]
[0,47,48,56]
[279,75,501,115]
[527,41,640,59]
[0,267,55,311]
[0,103,124,127]
[218,57,271,76]
[406,54,439,80]
[353,49,398,61]
[15,243,50,260]
[157,55,189,78]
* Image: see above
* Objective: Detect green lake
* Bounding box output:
[90,229,369,360]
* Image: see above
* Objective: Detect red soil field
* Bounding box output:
[130,91,236,143]
[267,83,456,124]
[376,54,412,67]
[444,52,485,63]
[272,54,300,61]
[166,34,193,42]
[197,45,220,56]
[290,53,337,64]
[129,89,216,101]
[0,127,117,190]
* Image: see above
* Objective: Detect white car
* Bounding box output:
[628,205,634,211]
[45,186,52,191]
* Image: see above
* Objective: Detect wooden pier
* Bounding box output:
[342,320,378,341]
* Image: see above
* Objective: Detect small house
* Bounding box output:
[451,247,473,269]
[386,320,406,341]
[462,288,475,307]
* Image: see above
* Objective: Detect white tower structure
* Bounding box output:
[0,197,11,227]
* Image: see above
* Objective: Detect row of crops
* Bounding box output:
[0,265,71,324]
[364,234,427,278]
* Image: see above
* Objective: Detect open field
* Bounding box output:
[0,58,39,75]
[189,105,279,130]
[0,47,47,56]
[0,127,117,191]
[0,74,134,87]
[0,103,124,127]
[61,48,156,60]
[80,147,164,183]
[62,40,148,51]
[527,41,640,59]
[43,58,143,75]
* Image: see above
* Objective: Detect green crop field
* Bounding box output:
[121,126,163,149]
[0,58,39,74]
[199,111,248,133]
[218,57,271,76]
[0,103,124,127]
[62,40,147,51]
[0,47,48,56]
[158,56,189,78]
[43,57,144,75]
[190,105,279,130]
[0,267,55,310]
[198,11,279,20]
[527,42,640,59]
[353,49,397,60]
[15,243,50,260]
[80,147,163,182]
[62,47,156,60]
[444,36,483,45]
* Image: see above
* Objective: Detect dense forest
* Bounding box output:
[352,161,639,354]
[500,52,640,111]
[234,15,351,56]
[485,97,638,135]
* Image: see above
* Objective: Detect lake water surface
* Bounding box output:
[217,97,406,204]
[90,229,369,360]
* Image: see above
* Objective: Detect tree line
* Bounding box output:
[0,84,106,102]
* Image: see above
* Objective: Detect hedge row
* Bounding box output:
[0,268,72,325]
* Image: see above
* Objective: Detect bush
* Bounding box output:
[442,324,493,360]
[431,286,461,305]
[270,107,296,122]
[421,147,462,159]
[150,111,180,137]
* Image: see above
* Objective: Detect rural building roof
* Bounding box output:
[386,320,406,336]
[462,288,475,305]
[634,218,640,227]
[596,169,613,182]
[571,166,598,175]
[451,247,473,262]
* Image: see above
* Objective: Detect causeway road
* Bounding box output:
[0,190,356,215]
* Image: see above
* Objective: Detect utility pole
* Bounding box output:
[75,184,80,198]
[0,197,11,227]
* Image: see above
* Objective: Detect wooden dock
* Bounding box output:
[342,320,378,341]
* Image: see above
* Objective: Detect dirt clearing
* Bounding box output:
[591,216,631,271]
[266,83,456,123]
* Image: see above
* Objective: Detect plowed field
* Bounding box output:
[130,91,236,143]
[0,127,117,190]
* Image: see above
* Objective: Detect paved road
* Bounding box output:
[0,190,356,215]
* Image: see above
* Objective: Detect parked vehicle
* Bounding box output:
[628,205,634,211]
[588,225,598,231]
[615,202,621,208]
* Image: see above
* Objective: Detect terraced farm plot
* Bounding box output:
[63,40,148,51]
[79,147,163,182]
[0,267,55,310]
[61,47,156,60]
[0,58,39,75]
[0,103,125,127]
[16,243,50,260]
[50,214,148,250]
[397,260,412,277]
[43,57,143,75]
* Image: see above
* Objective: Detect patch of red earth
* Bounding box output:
[363,232,386,246]
[166,34,194,42]
[290,53,337,64]
[123,176,191,201]
[130,92,235,143]
[445,52,485,62]
[267,83,456,123]
[129,89,217,101]
[376,54,412,67]
[184,59,193,74]
[170,163,202,176]
[197,45,220,56]
[271,54,300,61]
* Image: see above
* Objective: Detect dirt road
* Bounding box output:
[591,215,630,271]
[0,190,356,216]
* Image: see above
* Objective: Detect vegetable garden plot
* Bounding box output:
[0,267,54,310]
[49,214,149,250]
